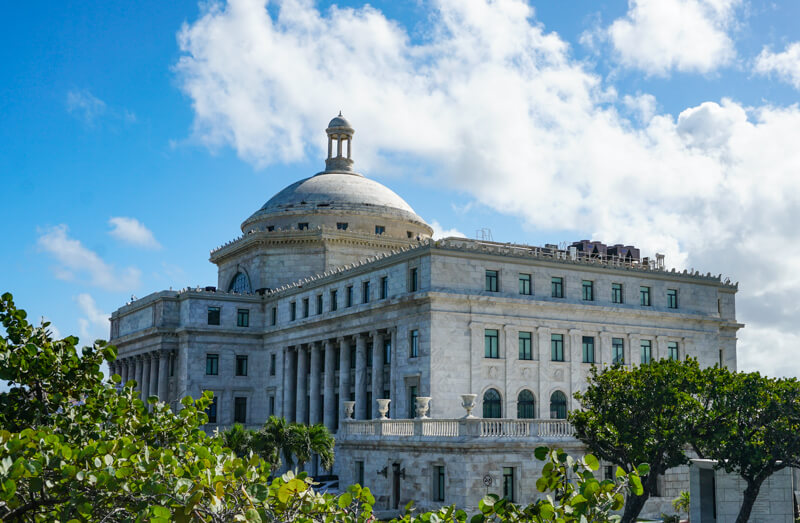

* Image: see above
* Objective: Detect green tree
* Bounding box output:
[693,366,800,523]
[570,359,702,523]
[288,422,336,472]
[258,415,294,471]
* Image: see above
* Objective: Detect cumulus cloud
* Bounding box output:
[174,0,800,377]
[598,0,740,75]
[108,217,161,249]
[37,225,141,291]
[76,293,110,343]
[430,220,467,240]
[755,42,800,89]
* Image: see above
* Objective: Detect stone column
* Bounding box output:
[355,334,368,420]
[323,340,336,430]
[296,345,309,424]
[569,329,582,409]
[121,359,129,384]
[370,331,385,419]
[149,351,159,403]
[338,337,351,421]
[537,327,551,419]
[141,354,151,403]
[309,343,322,425]
[158,351,169,403]
[134,356,144,395]
[286,348,298,422]
[599,333,611,368]
[388,327,398,419]
[627,334,638,367]
[656,335,668,361]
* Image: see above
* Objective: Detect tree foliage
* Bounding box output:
[570,359,701,523]
[694,366,800,523]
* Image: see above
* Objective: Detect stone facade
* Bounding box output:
[108,116,743,519]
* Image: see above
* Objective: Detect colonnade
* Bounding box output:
[109,350,175,404]
[282,328,396,431]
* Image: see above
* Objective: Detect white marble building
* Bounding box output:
[109,115,742,517]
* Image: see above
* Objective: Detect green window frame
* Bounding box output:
[551,333,564,361]
[503,467,515,502]
[205,354,219,375]
[550,391,567,419]
[518,331,532,360]
[316,294,323,315]
[582,280,594,301]
[362,281,370,303]
[519,273,531,295]
[207,306,220,325]
[483,389,502,418]
[582,336,595,363]
[206,396,217,423]
[517,390,535,419]
[302,298,309,318]
[668,341,679,361]
[290,302,296,321]
[612,283,623,304]
[640,286,651,306]
[612,338,625,364]
[235,355,248,377]
[233,397,247,424]
[485,270,499,292]
[484,329,499,359]
[641,339,652,364]
[346,286,353,307]
[667,289,678,309]
[236,308,249,327]
[434,465,446,502]
[551,277,564,298]
[408,385,418,419]
[409,267,419,292]
[380,276,388,299]
[330,290,338,311]
[410,329,419,358]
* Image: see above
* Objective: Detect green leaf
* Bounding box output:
[637,463,650,476]
[583,454,599,471]
[245,508,261,522]
[151,506,170,518]
[534,446,549,461]
[338,492,352,508]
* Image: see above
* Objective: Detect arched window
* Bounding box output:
[550,391,567,419]
[483,388,502,418]
[228,272,252,294]
[517,390,536,419]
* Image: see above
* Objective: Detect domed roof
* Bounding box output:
[242,172,428,229]
[327,114,353,130]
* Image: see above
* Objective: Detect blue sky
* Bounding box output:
[2,0,800,377]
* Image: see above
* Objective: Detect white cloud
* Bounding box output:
[430,220,466,240]
[66,89,107,124]
[755,42,800,90]
[37,224,141,291]
[108,217,161,249]
[600,0,740,75]
[76,293,110,343]
[174,0,800,377]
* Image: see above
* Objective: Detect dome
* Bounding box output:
[242,172,429,230]
[327,115,353,130]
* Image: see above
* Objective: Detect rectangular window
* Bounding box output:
[485,270,499,292]
[205,354,219,375]
[380,276,388,299]
[356,461,365,486]
[640,286,651,306]
[667,289,678,309]
[604,465,614,481]
[346,286,353,307]
[298,222,309,230]
[269,353,276,376]
[375,225,385,235]
[409,267,419,292]
[641,340,652,364]
[434,465,446,502]
[206,396,217,423]
[519,273,532,295]
[582,280,594,301]
[551,334,564,361]
[668,341,679,361]
[484,329,499,359]
[268,396,275,416]
[408,385,418,419]
[316,294,323,315]
[612,283,623,304]
[336,222,348,230]
[236,308,249,327]
[612,338,625,365]
[350,347,356,369]
[330,289,338,311]
[582,336,595,363]
[410,329,419,358]
[207,306,220,325]
[362,281,370,303]
[384,339,391,364]
[302,298,309,318]
[266,225,274,232]
[551,277,564,298]
[270,307,277,326]
[503,467,515,502]
[719,349,724,367]
[235,355,248,376]
[290,302,296,321]
[233,397,247,424]
[519,331,532,360]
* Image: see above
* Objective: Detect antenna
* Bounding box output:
[476,228,493,241]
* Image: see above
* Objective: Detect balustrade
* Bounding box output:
[338,417,574,440]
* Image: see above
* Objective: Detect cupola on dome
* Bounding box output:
[241,114,433,240]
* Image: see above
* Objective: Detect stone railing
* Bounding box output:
[338,418,574,440]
